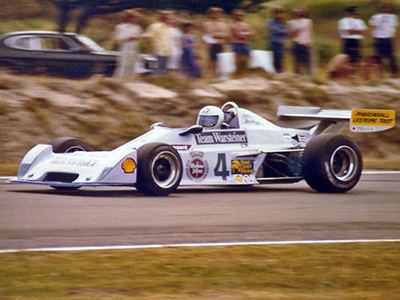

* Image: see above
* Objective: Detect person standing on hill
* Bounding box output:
[114,10,143,77]
[338,6,367,65]
[166,17,183,74]
[181,22,202,79]
[266,6,288,73]
[288,7,313,75]
[203,7,230,78]
[143,10,174,75]
[369,2,398,76]
[230,9,256,76]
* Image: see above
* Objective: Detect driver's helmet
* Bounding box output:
[197,105,224,129]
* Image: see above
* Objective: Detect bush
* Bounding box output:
[315,40,340,64]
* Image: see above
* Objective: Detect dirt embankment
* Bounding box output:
[0,73,399,164]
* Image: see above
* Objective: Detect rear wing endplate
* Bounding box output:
[277,106,395,133]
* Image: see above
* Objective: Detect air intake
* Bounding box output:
[43,172,79,183]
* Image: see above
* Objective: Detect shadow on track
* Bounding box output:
[7,184,312,198]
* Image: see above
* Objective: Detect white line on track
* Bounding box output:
[1,239,400,254]
[362,170,400,174]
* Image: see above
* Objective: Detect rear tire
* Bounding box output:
[136,143,183,196]
[302,134,362,193]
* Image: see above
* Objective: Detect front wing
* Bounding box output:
[9,144,138,188]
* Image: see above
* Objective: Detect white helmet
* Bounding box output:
[197,105,224,129]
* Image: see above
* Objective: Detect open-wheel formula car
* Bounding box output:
[10,102,395,195]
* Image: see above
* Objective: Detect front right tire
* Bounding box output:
[49,137,90,153]
[48,137,90,191]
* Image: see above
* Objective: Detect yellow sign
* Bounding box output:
[351,109,395,132]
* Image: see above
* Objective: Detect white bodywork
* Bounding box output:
[10,102,394,190]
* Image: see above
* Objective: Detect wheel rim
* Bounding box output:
[151,151,180,189]
[330,146,358,181]
[65,145,86,153]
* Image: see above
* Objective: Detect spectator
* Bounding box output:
[203,7,230,78]
[369,2,398,76]
[326,54,356,79]
[167,17,183,74]
[338,6,367,65]
[114,10,143,77]
[143,10,173,75]
[230,9,256,76]
[288,7,313,74]
[181,22,201,79]
[266,6,288,73]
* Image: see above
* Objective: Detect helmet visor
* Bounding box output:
[198,115,219,127]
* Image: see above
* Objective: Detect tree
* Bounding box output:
[41,0,266,33]
[41,0,149,32]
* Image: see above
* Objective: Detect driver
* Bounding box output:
[197,105,224,129]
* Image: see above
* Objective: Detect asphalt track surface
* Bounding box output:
[1,171,400,251]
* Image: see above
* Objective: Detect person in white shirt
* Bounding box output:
[338,6,367,64]
[114,10,143,77]
[288,7,313,74]
[369,2,398,75]
[166,17,183,74]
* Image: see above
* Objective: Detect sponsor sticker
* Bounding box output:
[50,157,98,167]
[121,158,137,174]
[186,152,209,182]
[235,174,252,183]
[351,109,395,132]
[195,131,248,145]
[231,159,254,175]
[171,144,192,151]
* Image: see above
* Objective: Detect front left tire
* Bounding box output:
[136,143,183,196]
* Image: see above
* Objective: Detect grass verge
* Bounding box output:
[1,243,399,299]
[0,164,18,176]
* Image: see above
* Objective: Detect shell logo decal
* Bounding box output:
[122,158,137,174]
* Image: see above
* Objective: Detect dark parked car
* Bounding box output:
[0,31,118,77]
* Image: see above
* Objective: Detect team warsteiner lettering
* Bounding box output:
[195,131,248,145]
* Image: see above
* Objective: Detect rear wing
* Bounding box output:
[277,106,395,134]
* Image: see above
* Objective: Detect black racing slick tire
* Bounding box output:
[136,143,183,196]
[49,137,90,153]
[48,137,90,191]
[302,134,362,193]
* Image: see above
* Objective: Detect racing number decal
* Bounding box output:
[214,153,230,180]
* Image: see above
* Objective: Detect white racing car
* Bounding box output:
[10,102,395,195]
